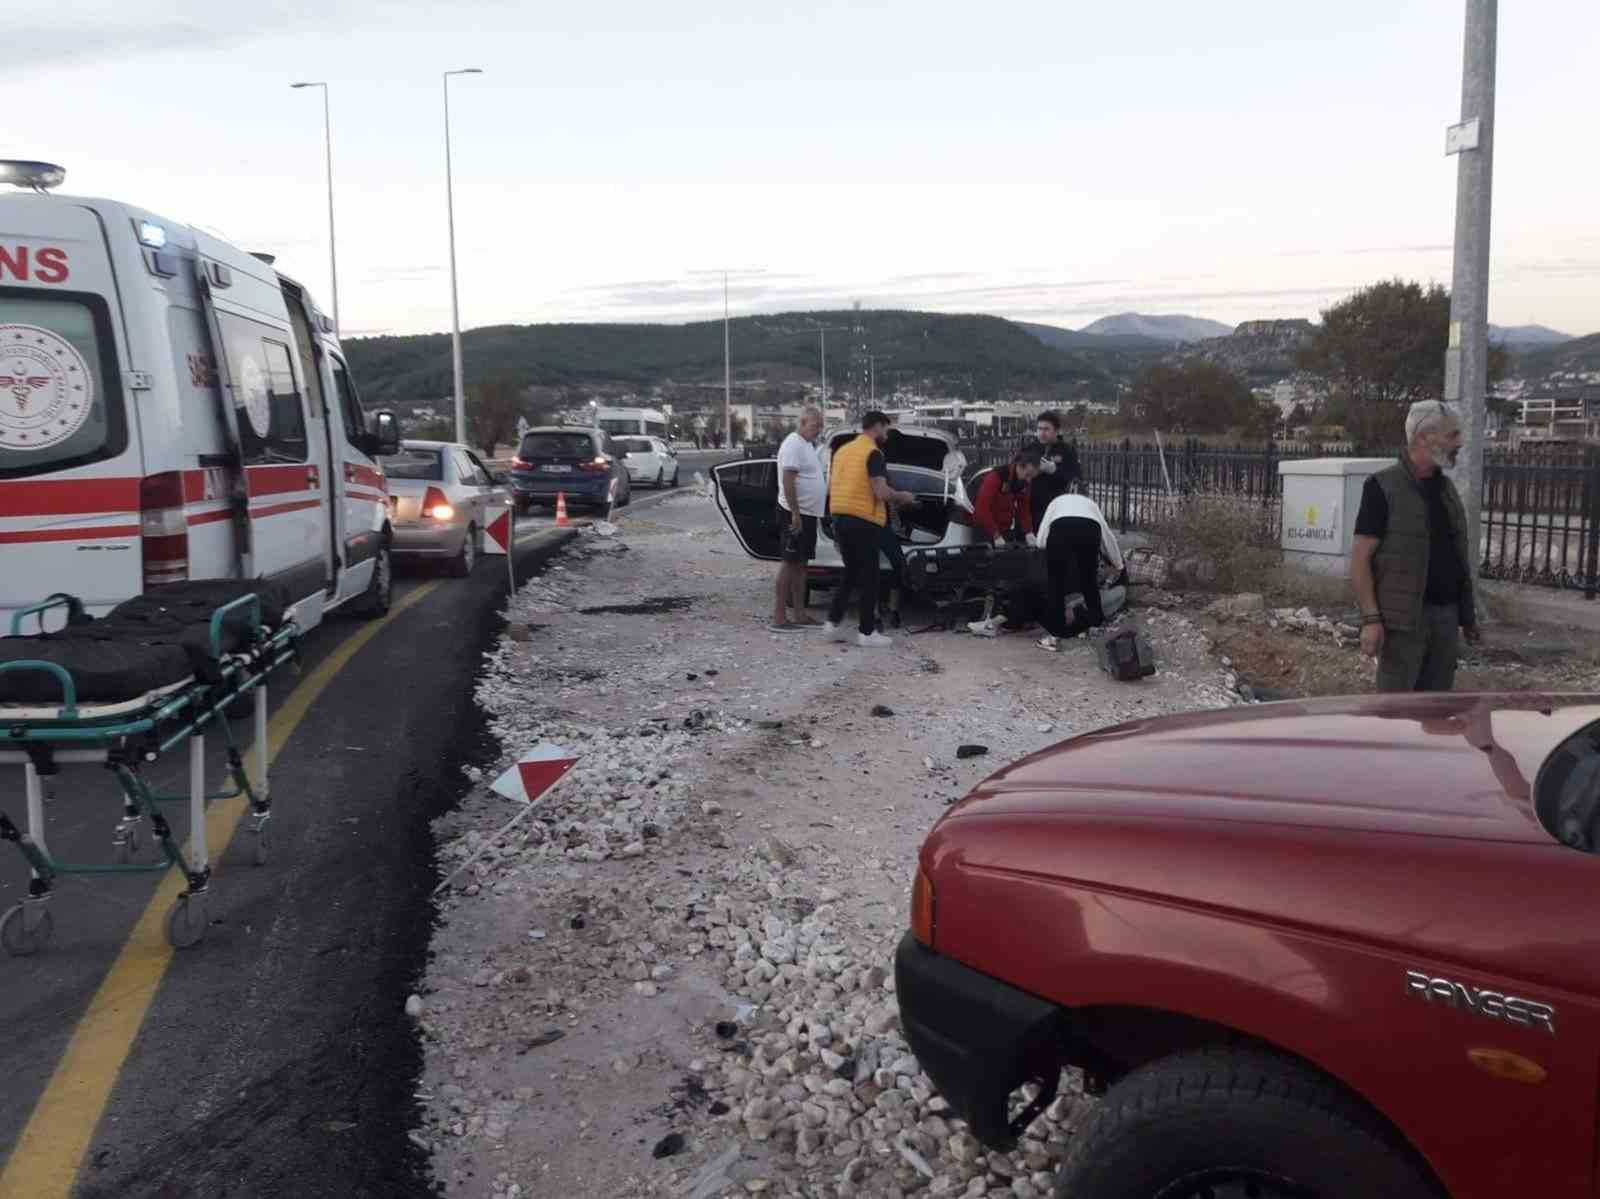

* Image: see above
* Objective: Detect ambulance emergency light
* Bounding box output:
[0,160,66,192]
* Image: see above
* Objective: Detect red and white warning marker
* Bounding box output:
[490,741,578,804]
[482,494,517,591]
[434,742,579,895]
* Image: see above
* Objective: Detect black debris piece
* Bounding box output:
[714,1020,739,1040]
[652,1133,687,1159]
[870,705,895,718]
[956,744,989,759]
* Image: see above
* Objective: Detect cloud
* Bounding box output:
[13,0,354,70]
[1278,243,1451,258]
[361,265,447,282]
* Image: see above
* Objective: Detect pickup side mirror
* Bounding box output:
[369,410,400,457]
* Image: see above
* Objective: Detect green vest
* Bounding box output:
[1371,458,1474,633]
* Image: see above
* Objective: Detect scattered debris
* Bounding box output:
[955,744,988,759]
[652,1132,688,1159]
[870,704,895,718]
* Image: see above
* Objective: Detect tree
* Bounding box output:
[1125,361,1271,435]
[467,378,523,457]
[1296,279,1507,445]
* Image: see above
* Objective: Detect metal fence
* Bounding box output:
[968,438,1600,598]
[747,435,1600,596]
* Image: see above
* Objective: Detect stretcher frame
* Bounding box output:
[0,592,300,955]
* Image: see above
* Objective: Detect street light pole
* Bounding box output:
[444,67,483,444]
[723,271,731,449]
[1444,0,1497,572]
[290,81,338,334]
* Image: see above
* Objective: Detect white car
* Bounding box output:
[615,436,681,488]
[383,440,507,576]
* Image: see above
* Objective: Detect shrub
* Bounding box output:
[1146,488,1280,593]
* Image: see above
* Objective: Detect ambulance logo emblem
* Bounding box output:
[0,323,94,452]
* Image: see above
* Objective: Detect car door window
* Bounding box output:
[329,356,366,447]
[464,450,495,487]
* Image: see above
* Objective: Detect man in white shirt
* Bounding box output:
[772,407,826,629]
[1035,492,1124,650]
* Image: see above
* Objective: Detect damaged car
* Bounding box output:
[712,424,1122,624]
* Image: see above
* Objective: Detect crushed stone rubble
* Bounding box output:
[414,504,1254,1198]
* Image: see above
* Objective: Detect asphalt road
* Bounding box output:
[0,471,726,1199]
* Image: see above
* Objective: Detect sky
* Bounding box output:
[8,0,1598,339]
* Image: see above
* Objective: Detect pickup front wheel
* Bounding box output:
[1055,1048,1438,1199]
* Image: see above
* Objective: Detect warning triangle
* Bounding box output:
[490,741,578,804]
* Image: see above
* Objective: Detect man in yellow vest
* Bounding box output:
[824,411,916,647]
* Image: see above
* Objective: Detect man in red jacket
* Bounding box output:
[973,449,1042,547]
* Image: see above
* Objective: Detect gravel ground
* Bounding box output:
[410,491,1248,1199]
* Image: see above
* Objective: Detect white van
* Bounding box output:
[594,407,669,440]
[0,162,399,634]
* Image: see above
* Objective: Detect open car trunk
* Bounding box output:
[712,426,971,563]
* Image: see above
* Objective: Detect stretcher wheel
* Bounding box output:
[166,896,207,949]
[1,904,54,957]
[114,824,142,864]
[253,822,270,867]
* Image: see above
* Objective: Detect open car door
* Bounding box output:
[711,459,783,561]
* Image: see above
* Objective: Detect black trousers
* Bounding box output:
[829,515,883,635]
[1041,517,1103,638]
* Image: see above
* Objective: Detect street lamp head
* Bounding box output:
[446,68,484,76]
[290,81,325,89]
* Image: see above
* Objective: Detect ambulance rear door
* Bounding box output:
[0,196,141,628]
[193,233,331,620]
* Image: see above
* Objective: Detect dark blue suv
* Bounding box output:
[510,427,633,514]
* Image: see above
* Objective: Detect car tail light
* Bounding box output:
[577,456,611,473]
[140,471,189,587]
[422,486,453,520]
[511,457,529,469]
[910,865,936,947]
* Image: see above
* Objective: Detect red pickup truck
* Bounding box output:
[896,692,1599,1199]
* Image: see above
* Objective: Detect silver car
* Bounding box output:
[383,440,507,576]
[615,436,681,488]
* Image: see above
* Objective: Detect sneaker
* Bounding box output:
[822,621,850,643]
[768,622,799,632]
[1036,635,1060,652]
[857,631,894,649]
[966,617,1001,638]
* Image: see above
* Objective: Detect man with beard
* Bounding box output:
[1351,400,1481,692]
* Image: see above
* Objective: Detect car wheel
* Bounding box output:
[349,539,393,619]
[669,465,680,488]
[656,466,665,489]
[450,523,478,578]
[1054,1048,1438,1199]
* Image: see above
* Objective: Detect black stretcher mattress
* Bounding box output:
[0,581,289,707]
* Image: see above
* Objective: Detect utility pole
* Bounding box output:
[1443,0,1497,573]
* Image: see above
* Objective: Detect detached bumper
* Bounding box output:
[894,932,1065,1150]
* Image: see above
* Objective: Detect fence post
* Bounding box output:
[1584,447,1600,601]
[1119,437,1131,533]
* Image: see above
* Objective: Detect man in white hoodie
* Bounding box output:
[1035,491,1124,650]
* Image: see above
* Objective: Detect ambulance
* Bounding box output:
[0,160,400,634]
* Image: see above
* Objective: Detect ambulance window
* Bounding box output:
[0,289,127,479]
[216,313,307,464]
[330,357,366,444]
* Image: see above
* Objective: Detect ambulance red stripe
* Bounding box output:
[247,465,316,497]
[0,478,140,517]
[0,523,139,545]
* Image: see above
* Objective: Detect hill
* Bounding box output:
[1017,321,1172,378]
[1079,313,1234,341]
[343,310,1104,406]
[1182,319,1315,381]
[1511,331,1600,378]
[1489,323,1571,346]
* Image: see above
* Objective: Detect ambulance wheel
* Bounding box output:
[351,543,393,619]
[450,524,478,577]
[0,904,53,957]
[253,822,270,867]
[166,896,207,949]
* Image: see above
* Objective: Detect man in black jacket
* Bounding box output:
[1025,410,1084,529]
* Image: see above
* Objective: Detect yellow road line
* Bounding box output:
[0,581,442,1199]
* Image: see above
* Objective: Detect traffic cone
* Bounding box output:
[554,492,570,526]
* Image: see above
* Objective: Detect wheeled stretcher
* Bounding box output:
[0,583,301,956]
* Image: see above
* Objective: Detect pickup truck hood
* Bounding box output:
[951,692,1600,844]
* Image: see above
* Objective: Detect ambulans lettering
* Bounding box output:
[0,245,70,284]
[0,324,94,451]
